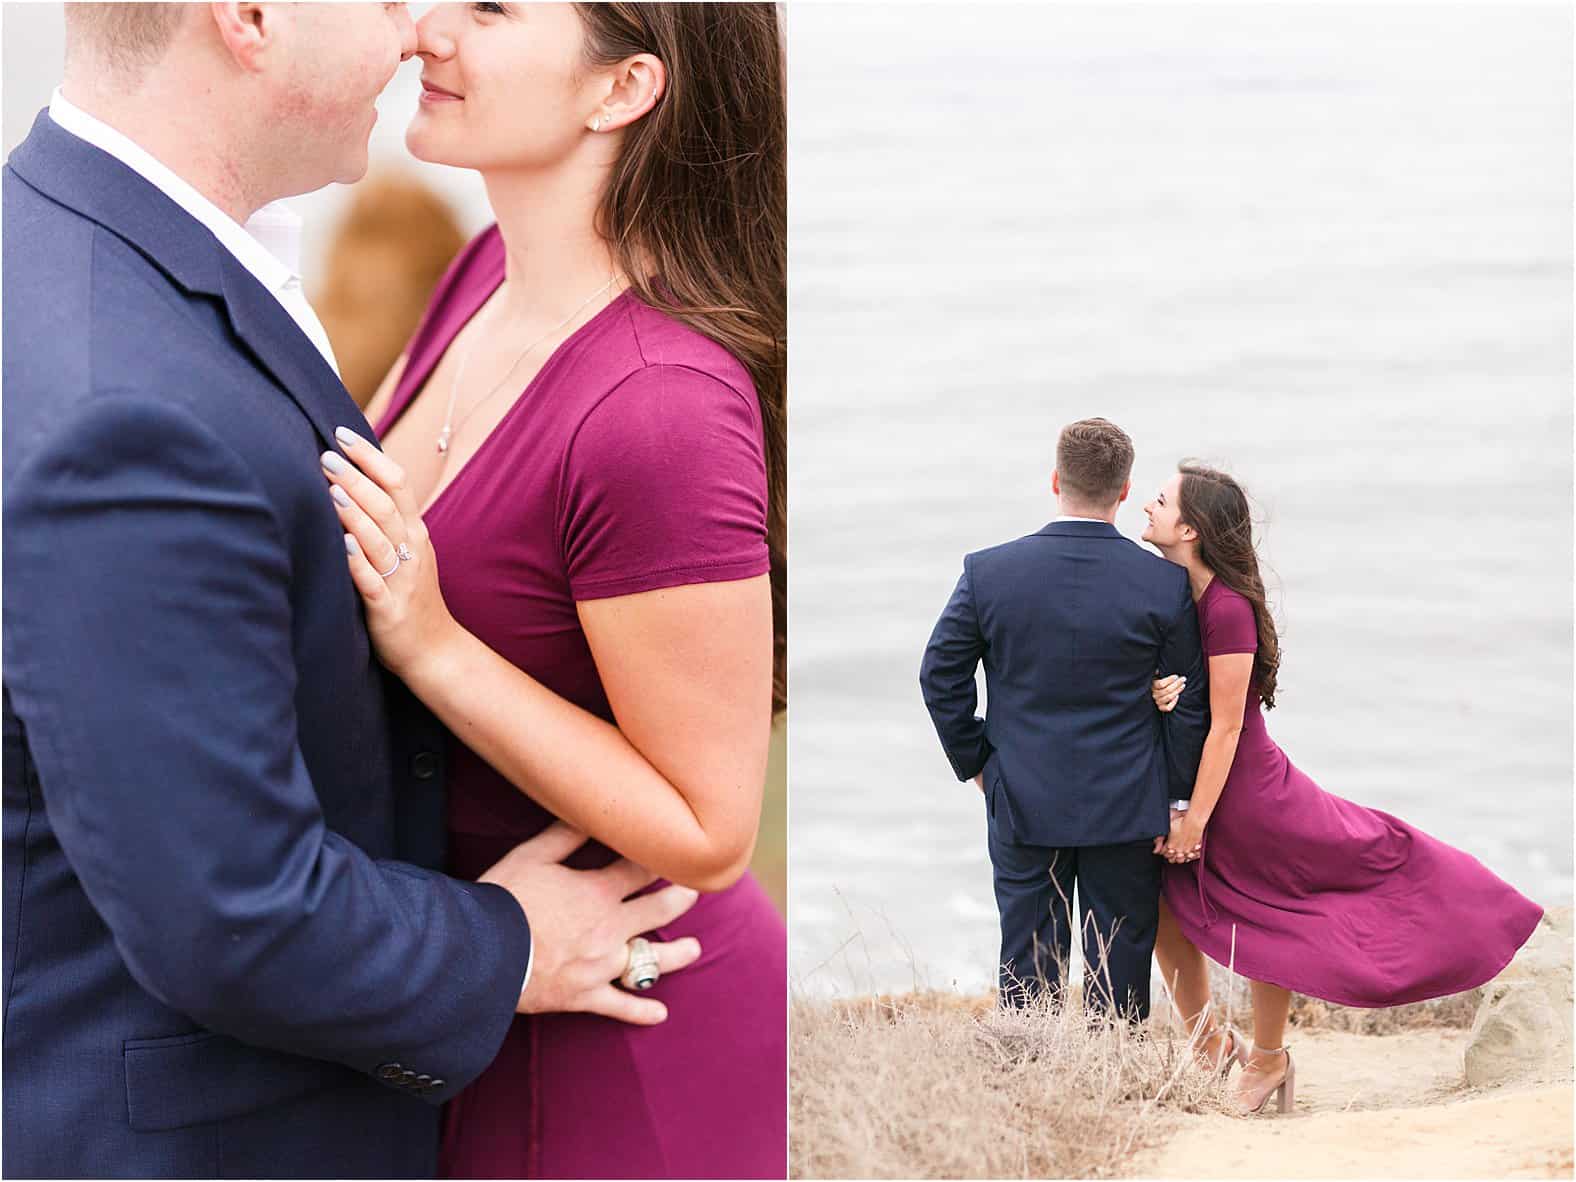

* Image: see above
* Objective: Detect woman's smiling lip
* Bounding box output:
[420,80,464,102]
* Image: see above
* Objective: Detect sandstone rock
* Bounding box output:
[1464,907,1573,1089]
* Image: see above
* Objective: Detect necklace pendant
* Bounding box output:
[436,428,451,455]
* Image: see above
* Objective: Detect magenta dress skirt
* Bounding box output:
[377,227,786,1178]
[1163,578,1542,1007]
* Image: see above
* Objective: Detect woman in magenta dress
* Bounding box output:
[321,4,785,1177]
[1141,463,1542,1115]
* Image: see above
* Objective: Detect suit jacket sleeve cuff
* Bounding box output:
[952,741,992,783]
[430,879,531,1103]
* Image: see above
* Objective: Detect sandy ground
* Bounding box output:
[1127,1029,1574,1179]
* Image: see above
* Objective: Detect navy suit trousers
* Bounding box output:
[987,829,1162,1020]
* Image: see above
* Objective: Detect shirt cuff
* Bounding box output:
[1169,799,1190,812]
[518,941,535,1004]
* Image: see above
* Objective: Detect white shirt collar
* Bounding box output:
[48,87,300,295]
[1052,515,1114,524]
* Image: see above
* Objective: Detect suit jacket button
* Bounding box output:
[410,751,438,780]
[399,1069,419,1086]
[376,1062,403,1081]
[413,1073,434,1091]
[428,1078,447,1091]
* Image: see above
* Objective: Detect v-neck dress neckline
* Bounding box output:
[375,254,635,518]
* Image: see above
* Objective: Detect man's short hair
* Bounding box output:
[64,3,184,76]
[1055,418,1134,506]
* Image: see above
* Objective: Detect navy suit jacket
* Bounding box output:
[2,112,530,1179]
[920,520,1209,848]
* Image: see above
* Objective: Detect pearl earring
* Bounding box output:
[590,116,602,131]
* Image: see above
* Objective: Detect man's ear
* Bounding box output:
[1116,479,1131,505]
[1051,470,1061,497]
[209,2,275,72]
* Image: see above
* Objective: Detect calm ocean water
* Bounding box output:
[787,4,1574,996]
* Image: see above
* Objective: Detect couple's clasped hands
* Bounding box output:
[1154,808,1204,864]
[321,428,703,1025]
[1152,673,1204,864]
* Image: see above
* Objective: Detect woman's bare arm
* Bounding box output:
[1167,652,1254,857]
[328,422,772,891]
[400,578,771,891]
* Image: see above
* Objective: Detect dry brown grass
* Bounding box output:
[790,988,1234,1180]
[790,965,1482,1180]
[792,891,1493,1180]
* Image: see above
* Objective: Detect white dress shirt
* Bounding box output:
[48,88,340,377]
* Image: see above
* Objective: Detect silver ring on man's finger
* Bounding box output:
[620,936,660,991]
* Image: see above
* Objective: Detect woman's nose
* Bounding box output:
[415,3,458,60]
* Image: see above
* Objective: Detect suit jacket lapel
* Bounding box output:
[216,254,371,450]
[7,109,371,452]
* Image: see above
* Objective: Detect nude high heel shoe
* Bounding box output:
[1218,1027,1249,1079]
[1239,1046,1295,1114]
[1189,1012,1246,1077]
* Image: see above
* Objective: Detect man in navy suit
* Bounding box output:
[2,6,699,1177]
[920,418,1208,1020]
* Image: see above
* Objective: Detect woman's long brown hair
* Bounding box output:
[1176,463,1281,709]
[574,3,787,714]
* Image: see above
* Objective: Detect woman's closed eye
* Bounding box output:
[472,2,508,16]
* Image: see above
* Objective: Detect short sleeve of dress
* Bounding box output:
[1202,586,1259,657]
[559,363,771,600]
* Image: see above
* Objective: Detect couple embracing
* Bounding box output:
[4,3,783,1178]
[921,417,1542,1114]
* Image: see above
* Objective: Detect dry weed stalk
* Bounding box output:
[789,986,1231,1180]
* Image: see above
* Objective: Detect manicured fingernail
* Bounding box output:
[335,426,369,450]
[652,1003,669,1022]
[321,451,349,475]
[330,485,351,508]
[345,534,360,556]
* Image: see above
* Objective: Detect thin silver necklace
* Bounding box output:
[436,273,618,455]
